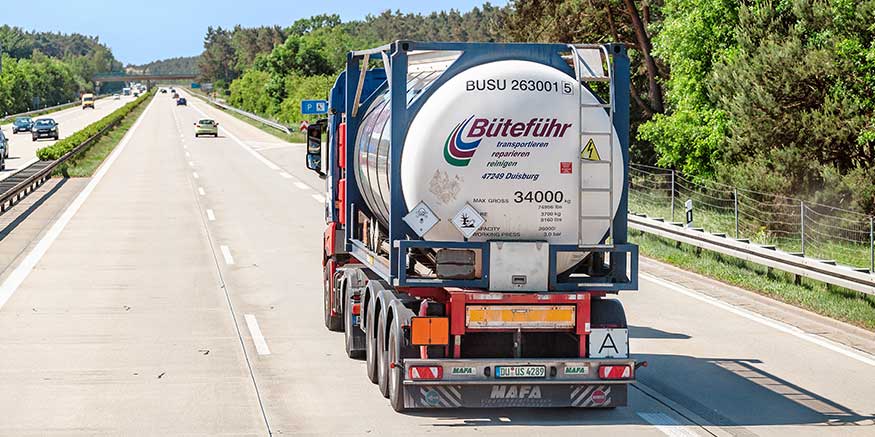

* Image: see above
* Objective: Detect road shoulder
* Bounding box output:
[641,256,875,356]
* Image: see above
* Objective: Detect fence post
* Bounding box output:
[800,201,805,256]
[734,188,739,239]
[671,170,674,222]
[870,216,873,273]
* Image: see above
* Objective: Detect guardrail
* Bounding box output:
[1,94,112,122]
[629,214,875,295]
[201,96,292,135]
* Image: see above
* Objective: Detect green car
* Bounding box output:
[194,119,219,137]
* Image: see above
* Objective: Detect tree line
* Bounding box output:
[197,1,875,214]
[0,26,123,115]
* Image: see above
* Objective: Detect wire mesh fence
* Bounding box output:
[628,163,875,273]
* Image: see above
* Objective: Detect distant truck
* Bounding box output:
[81,93,95,109]
[304,41,640,412]
[122,87,131,96]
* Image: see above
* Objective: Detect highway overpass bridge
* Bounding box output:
[92,73,198,91]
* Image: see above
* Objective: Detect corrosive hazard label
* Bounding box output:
[581,138,601,161]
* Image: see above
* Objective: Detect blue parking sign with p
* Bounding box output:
[302,99,329,115]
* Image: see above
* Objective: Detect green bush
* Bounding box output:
[36,90,153,161]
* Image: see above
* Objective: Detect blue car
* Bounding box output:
[176,97,187,106]
[12,116,33,134]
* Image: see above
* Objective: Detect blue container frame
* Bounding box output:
[339,40,636,292]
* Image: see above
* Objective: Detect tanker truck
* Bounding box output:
[304,41,640,411]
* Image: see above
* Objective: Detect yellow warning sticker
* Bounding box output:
[581,138,601,161]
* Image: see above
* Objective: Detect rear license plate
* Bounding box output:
[495,365,546,378]
[352,315,360,326]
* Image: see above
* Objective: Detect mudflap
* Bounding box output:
[403,383,627,409]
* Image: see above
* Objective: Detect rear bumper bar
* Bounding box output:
[402,358,635,408]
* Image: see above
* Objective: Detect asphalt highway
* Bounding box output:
[0,91,871,435]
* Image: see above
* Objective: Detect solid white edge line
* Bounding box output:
[189,100,280,171]
[198,187,206,196]
[637,412,701,437]
[311,194,325,203]
[641,273,875,367]
[220,245,235,265]
[279,171,293,179]
[192,172,199,179]
[244,314,271,355]
[206,209,216,221]
[0,96,157,310]
[293,182,310,190]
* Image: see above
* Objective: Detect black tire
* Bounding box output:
[32,137,36,142]
[324,266,342,332]
[377,315,390,398]
[365,305,379,384]
[195,134,199,138]
[591,298,627,328]
[344,292,364,359]
[54,135,58,141]
[388,322,407,412]
[214,133,218,138]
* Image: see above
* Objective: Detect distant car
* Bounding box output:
[12,117,33,133]
[171,92,179,99]
[133,91,140,97]
[113,94,120,100]
[194,119,219,137]
[0,130,8,162]
[176,97,187,106]
[160,89,167,94]
[32,118,59,141]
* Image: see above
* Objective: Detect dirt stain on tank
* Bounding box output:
[428,170,463,204]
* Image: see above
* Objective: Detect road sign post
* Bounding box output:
[685,199,693,228]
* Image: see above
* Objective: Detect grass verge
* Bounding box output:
[57,96,150,177]
[631,229,875,331]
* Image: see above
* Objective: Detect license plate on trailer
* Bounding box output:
[495,365,546,378]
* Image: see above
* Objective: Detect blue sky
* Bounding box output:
[6,0,507,65]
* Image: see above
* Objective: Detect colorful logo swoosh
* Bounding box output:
[443,115,482,167]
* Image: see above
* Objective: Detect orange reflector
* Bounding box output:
[466,305,575,329]
[410,317,449,346]
[351,303,361,315]
[409,366,443,380]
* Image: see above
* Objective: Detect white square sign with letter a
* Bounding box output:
[588,328,629,358]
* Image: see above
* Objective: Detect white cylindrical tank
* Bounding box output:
[354,60,623,271]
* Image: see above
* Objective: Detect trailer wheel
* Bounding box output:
[344,291,364,359]
[365,303,379,384]
[377,315,390,398]
[388,322,406,412]
[323,261,342,332]
[590,298,627,328]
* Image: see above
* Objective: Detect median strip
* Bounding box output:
[37,90,155,177]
